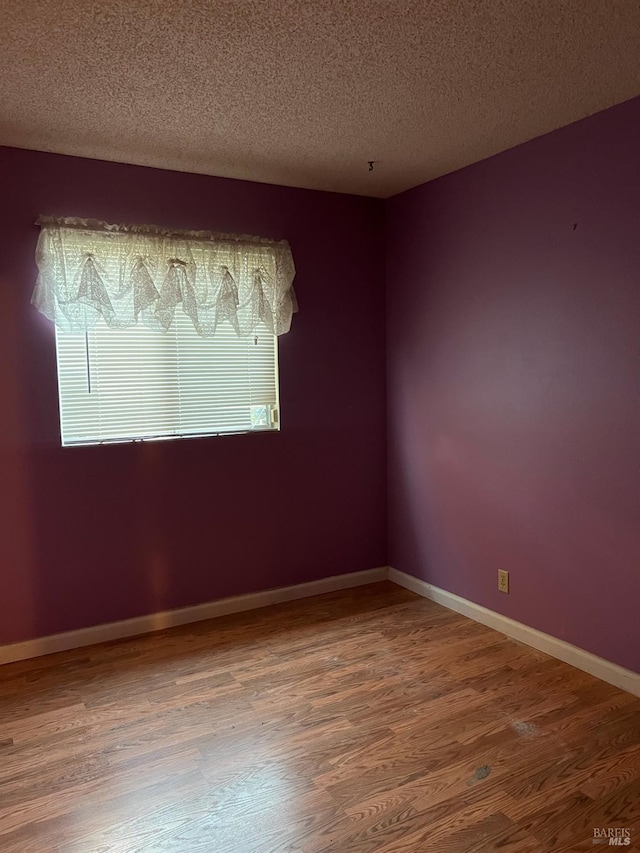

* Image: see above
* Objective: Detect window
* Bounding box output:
[32,217,297,447]
[55,314,279,446]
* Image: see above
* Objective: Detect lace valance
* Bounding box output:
[32,217,297,337]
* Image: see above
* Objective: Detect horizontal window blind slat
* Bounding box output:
[56,312,279,446]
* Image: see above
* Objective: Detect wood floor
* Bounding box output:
[1,582,640,852]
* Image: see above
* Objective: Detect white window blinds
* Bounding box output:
[55,312,279,446]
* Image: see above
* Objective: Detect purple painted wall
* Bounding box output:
[386,97,640,673]
[0,146,387,645]
[2,97,639,670]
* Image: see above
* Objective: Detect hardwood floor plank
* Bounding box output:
[1,581,639,851]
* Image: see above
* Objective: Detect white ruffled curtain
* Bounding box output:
[32,217,297,337]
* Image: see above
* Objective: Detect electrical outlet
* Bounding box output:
[498,569,509,594]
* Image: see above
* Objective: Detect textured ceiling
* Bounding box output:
[1,0,639,198]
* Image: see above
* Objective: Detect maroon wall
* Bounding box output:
[0,147,387,645]
[386,97,640,673]
[3,97,639,671]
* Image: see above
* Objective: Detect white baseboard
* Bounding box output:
[0,567,387,666]
[5,564,638,699]
[388,567,640,698]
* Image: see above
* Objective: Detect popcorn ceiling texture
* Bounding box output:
[1,0,639,197]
